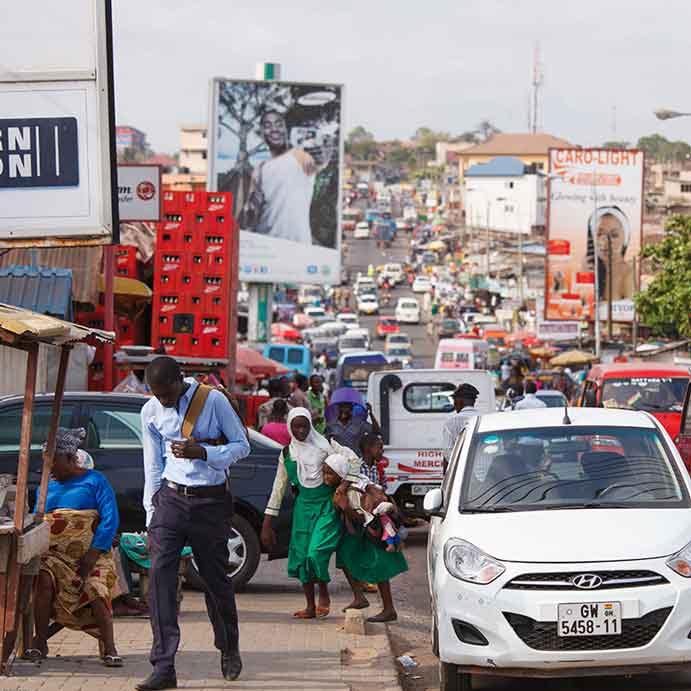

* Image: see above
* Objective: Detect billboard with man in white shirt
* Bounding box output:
[208,79,342,284]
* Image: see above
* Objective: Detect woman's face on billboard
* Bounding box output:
[597,214,626,256]
[262,112,287,149]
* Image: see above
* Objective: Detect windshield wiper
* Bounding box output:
[462,506,517,513]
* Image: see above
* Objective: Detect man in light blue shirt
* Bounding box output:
[138,357,249,691]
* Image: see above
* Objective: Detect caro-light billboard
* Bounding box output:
[208,79,343,285]
[545,148,643,321]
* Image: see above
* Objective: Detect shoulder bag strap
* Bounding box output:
[181,384,213,439]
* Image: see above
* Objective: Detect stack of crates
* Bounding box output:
[113,244,138,278]
[151,191,234,358]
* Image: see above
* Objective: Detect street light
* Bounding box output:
[654,109,691,121]
[496,196,525,304]
[466,187,492,276]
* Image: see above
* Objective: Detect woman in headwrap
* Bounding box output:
[24,428,122,666]
[261,407,344,619]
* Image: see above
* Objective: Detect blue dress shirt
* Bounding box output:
[43,470,119,552]
[141,378,251,526]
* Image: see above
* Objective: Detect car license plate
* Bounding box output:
[412,484,435,496]
[557,602,622,637]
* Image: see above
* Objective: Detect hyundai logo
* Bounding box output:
[571,574,603,590]
[307,265,318,274]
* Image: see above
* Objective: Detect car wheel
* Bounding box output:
[440,661,471,691]
[184,513,261,592]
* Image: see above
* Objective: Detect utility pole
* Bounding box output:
[531,42,544,134]
[632,256,638,351]
[486,200,491,276]
[592,176,602,359]
[607,234,613,340]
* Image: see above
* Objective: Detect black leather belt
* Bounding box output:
[166,481,226,498]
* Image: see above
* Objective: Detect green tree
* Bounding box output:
[634,215,691,337]
[476,120,501,141]
[637,133,691,162]
[602,140,631,149]
[346,126,378,160]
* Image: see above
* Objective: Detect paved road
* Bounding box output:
[344,220,691,691]
[343,232,437,368]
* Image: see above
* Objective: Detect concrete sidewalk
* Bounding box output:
[10,563,402,691]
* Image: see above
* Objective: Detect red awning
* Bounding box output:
[237,346,288,378]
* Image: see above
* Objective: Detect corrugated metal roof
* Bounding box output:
[465,156,527,178]
[461,133,575,156]
[0,303,114,346]
[0,266,73,319]
[0,247,102,304]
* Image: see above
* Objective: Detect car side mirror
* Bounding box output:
[423,488,444,517]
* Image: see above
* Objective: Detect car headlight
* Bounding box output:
[444,538,505,584]
[666,542,691,577]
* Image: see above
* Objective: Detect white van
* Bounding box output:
[434,337,489,370]
[367,369,495,516]
[395,297,420,324]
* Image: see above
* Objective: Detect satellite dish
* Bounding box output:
[297,91,336,106]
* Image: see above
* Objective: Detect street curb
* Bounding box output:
[383,622,406,691]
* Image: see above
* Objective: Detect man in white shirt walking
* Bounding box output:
[513,381,547,410]
[442,383,481,467]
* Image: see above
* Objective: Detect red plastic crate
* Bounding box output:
[114,245,137,278]
[117,316,136,346]
[200,333,227,358]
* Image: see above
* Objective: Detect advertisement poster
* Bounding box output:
[208,79,343,285]
[545,148,643,320]
[117,164,161,221]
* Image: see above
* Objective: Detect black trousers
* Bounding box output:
[147,484,239,675]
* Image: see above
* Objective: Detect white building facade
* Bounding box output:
[179,124,208,175]
[464,156,546,235]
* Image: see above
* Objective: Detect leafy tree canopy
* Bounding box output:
[637,133,691,162]
[634,214,691,338]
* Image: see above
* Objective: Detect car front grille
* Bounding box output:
[504,570,668,591]
[503,607,672,651]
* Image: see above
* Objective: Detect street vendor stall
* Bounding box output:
[0,304,113,673]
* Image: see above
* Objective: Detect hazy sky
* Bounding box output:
[112,0,691,153]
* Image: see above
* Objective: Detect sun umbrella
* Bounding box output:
[237,346,288,377]
[549,349,598,367]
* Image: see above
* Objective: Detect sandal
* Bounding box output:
[315,606,330,619]
[293,609,316,619]
[101,654,124,667]
[367,611,398,623]
[22,647,47,661]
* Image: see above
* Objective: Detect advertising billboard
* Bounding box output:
[117,165,161,221]
[0,0,117,247]
[208,79,343,284]
[545,148,643,321]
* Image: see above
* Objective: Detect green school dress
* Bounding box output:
[284,452,342,585]
[336,528,408,585]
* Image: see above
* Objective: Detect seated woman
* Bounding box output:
[25,428,122,666]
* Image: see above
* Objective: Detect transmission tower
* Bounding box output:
[531,42,544,134]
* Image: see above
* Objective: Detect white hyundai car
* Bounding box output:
[425,407,691,690]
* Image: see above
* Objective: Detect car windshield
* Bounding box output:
[400,301,417,309]
[601,377,688,412]
[441,319,459,329]
[388,348,410,356]
[537,392,568,407]
[461,425,687,512]
[380,319,396,327]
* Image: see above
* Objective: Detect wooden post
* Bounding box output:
[35,345,71,517]
[1,343,39,669]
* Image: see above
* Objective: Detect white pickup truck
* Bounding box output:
[367,368,495,517]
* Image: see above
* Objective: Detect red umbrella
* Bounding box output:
[237,346,288,378]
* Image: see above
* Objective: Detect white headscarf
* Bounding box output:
[287,407,331,488]
[324,453,350,481]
